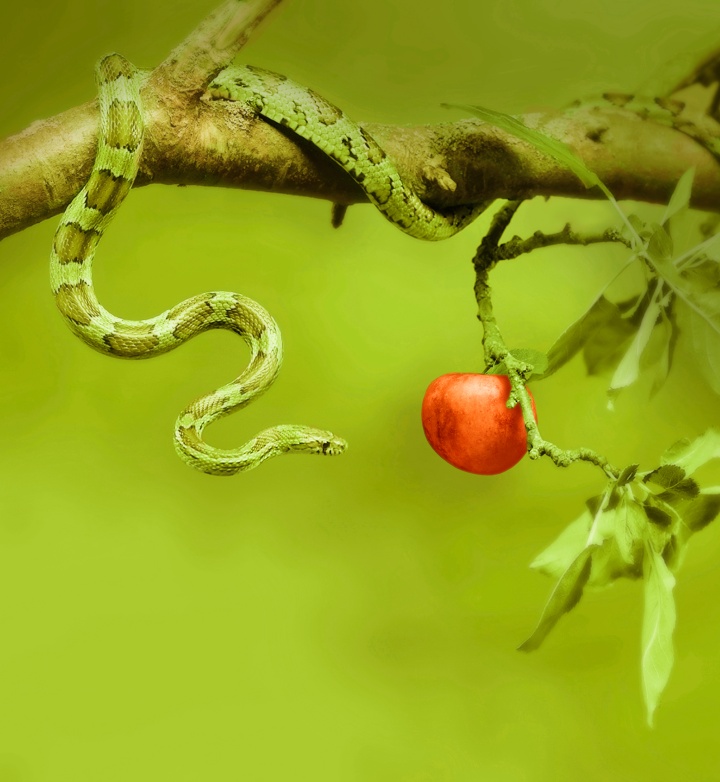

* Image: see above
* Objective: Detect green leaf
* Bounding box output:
[643,503,673,528]
[657,480,700,505]
[583,297,642,376]
[529,511,590,579]
[662,168,695,226]
[627,213,648,238]
[643,462,699,504]
[649,305,679,397]
[662,429,720,474]
[587,538,626,588]
[681,256,720,294]
[618,464,639,486]
[489,348,549,379]
[591,503,619,544]
[585,493,605,517]
[643,464,687,490]
[680,291,720,394]
[645,247,687,289]
[587,497,645,588]
[444,103,608,193]
[519,545,598,652]
[646,222,674,264]
[607,295,662,406]
[615,494,647,567]
[485,361,507,376]
[510,348,549,377]
[586,489,671,588]
[647,241,720,393]
[692,232,720,260]
[682,489,720,532]
[543,296,635,377]
[641,547,676,727]
[662,533,686,572]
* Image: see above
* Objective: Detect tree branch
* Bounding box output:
[151,0,285,95]
[1,1,720,242]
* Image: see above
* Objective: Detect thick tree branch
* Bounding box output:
[1,0,719,241]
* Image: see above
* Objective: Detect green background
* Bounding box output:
[2,0,720,779]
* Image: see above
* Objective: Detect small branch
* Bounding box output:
[472,212,620,480]
[483,199,524,247]
[150,0,284,95]
[485,224,631,264]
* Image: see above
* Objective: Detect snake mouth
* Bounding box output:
[322,438,347,456]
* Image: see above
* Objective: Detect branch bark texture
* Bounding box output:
[1,0,719,241]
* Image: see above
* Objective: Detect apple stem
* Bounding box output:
[472,202,620,480]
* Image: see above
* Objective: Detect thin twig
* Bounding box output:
[472,213,620,479]
[486,225,630,263]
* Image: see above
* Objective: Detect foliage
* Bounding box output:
[452,101,720,724]
[520,432,720,725]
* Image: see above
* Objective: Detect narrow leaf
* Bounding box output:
[627,214,648,238]
[543,295,630,378]
[444,103,607,192]
[583,312,639,375]
[683,489,720,532]
[587,538,630,588]
[678,232,720,265]
[607,296,662,405]
[662,168,695,225]
[615,494,647,567]
[529,511,590,579]
[680,296,720,394]
[662,429,720,474]
[681,257,720,294]
[649,306,678,397]
[618,464,639,486]
[519,545,598,652]
[644,503,673,527]
[649,247,720,382]
[642,547,676,727]
[646,223,674,264]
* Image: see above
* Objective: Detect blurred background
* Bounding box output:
[1,0,719,779]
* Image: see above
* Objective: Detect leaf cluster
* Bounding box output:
[541,169,720,404]
[454,98,720,727]
[452,103,720,404]
[521,430,720,725]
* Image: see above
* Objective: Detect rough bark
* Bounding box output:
[1,0,719,241]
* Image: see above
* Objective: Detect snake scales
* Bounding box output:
[50,54,490,474]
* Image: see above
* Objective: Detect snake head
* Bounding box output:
[317,431,348,456]
[273,425,348,457]
[299,428,347,456]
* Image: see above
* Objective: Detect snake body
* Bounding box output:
[51,54,489,474]
[208,65,491,240]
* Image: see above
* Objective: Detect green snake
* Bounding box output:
[50,54,490,475]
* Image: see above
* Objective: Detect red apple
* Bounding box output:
[421,374,537,475]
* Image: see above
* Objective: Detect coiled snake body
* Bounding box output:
[51,54,488,474]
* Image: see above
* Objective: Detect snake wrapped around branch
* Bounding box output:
[50,54,491,475]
